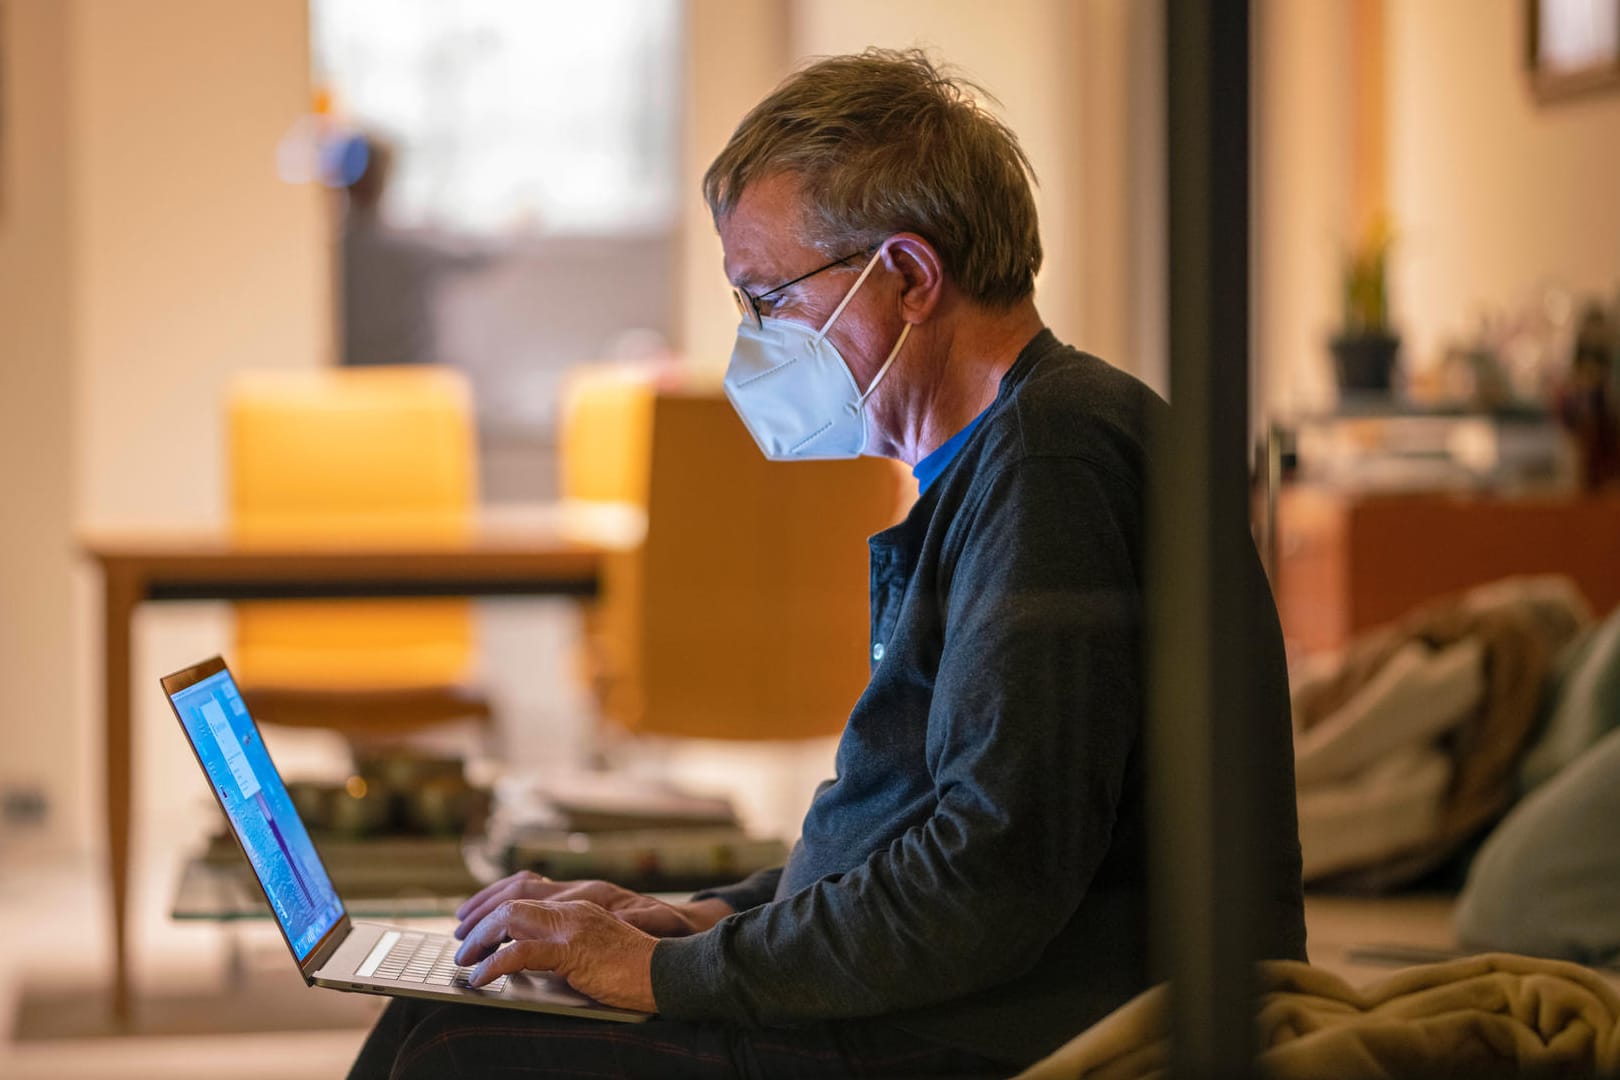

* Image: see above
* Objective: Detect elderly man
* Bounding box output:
[350,48,1305,1079]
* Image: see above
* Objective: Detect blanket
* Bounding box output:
[1016,954,1620,1080]
[1293,576,1589,887]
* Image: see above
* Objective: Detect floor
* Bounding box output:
[1305,891,1469,984]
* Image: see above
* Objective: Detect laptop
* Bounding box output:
[161,655,650,1023]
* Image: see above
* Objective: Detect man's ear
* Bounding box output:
[882,233,945,324]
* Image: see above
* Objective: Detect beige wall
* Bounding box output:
[1256,0,1620,417]
[1387,0,1620,372]
[1123,0,1167,396]
[1254,0,1356,418]
[0,0,80,850]
[75,0,331,530]
[0,0,328,851]
[1077,0,1157,385]
[676,0,792,372]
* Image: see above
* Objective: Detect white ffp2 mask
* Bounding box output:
[722,253,911,461]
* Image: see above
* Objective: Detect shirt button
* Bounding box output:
[872,642,885,662]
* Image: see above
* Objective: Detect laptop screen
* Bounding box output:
[169,666,345,962]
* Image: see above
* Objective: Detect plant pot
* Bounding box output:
[1330,333,1401,394]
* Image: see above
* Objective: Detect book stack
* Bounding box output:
[202,830,484,898]
[481,774,787,894]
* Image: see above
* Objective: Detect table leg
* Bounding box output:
[103,571,139,1022]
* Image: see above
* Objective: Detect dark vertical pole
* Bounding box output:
[1149,1,1259,1077]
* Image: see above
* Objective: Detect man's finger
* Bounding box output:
[468,940,564,988]
[455,871,535,920]
[456,899,566,966]
[454,885,527,940]
[454,875,567,939]
[455,900,521,965]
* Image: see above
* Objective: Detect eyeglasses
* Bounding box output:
[732,248,873,329]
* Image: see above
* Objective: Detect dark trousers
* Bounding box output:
[348,997,1009,1080]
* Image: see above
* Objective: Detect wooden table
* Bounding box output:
[81,505,635,1020]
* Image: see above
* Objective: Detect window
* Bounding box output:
[308,0,684,500]
[310,0,681,235]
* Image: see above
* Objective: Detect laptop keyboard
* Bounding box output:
[370,932,509,993]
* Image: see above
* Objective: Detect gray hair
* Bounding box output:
[704,48,1042,308]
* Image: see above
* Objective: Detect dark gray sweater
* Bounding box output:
[651,331,1307,1068]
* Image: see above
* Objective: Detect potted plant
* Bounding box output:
[1331,216,1401,395]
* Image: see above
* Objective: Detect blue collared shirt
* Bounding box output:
[911,406,991,495]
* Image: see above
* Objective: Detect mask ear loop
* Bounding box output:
[815,248,886,339]
[858,322,911,403]
[814,243,910,402]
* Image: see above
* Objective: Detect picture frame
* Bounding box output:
[1527,0,1620,102]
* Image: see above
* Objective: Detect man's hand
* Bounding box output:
[454,898,658,1011]
[454,871,733,941]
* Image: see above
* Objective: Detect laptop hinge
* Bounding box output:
[300,914,353,984]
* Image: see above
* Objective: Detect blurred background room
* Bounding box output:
[1,0,1618,1076]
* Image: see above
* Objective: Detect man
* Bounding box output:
[350,48,1305,1079]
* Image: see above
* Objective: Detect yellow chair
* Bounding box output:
[557,362,656,508]
[560,365,909,741]
[228,366,490,736]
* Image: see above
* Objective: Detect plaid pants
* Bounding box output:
[347,996,1008,1080]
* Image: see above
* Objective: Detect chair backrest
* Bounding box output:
[228,366,478,689]
[557,363,656,507]
[565,371,909,740]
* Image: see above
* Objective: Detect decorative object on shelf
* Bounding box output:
[1527,0,1620,103]
[1416,282,1581,413]
[1556,301,1620,490]
[1288,408,1575,496]
[1330,215,1401,398]
[276,749,491,840]
[1438,338,1515,411]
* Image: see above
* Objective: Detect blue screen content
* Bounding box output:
[172,669,344,961]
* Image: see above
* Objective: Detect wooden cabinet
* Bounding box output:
[1273,487,1620,658]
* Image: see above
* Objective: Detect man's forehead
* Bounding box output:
[719,173,813,288]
